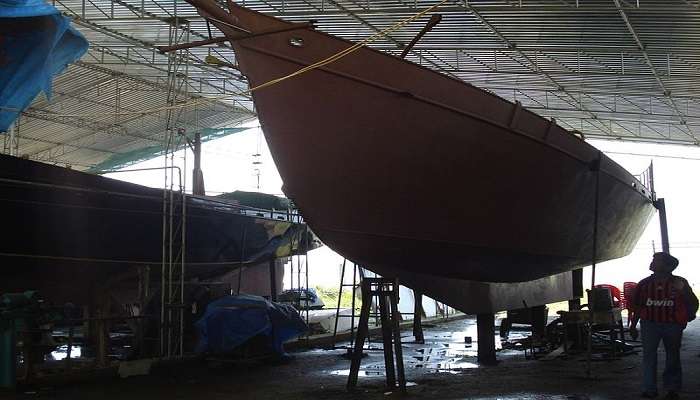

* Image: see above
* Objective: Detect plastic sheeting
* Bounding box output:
[195,294,308,356]
[0,1,88,132]
[217,190,293,211]
[87,127,249,173]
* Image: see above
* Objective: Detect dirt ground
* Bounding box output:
[5,318,699,400]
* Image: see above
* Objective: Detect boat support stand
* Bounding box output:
[477,313,497,365]
[347,278,406,393]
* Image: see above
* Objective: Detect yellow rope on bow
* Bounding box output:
[246,0,450,93]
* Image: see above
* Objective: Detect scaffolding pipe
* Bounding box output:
[304,226,310,336]
[180,135,187,357]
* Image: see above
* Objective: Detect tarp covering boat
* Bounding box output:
[0,154,319,303]
[194,294,308,355]
[218,190,293,211]
[0,0,88,131]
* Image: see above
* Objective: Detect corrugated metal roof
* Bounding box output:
[6,0,700,170]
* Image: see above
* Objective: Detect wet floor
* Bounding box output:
[4,317,699,400]
[311,317,700,399]
[324,317,528,378]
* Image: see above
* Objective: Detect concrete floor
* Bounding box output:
[7,318,700,399]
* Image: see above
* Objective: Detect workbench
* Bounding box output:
[558,308,625,357]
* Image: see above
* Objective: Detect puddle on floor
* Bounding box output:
[414,359,479,372]
[330,369,385,377]
[327,319,535,379]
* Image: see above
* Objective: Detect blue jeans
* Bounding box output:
[641,320,684,393]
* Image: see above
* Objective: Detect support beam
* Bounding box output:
[191,131,205,195]
[412,290,424,344]
[0,318,16,389]
[476,313,497,365]
[654,198,670,253]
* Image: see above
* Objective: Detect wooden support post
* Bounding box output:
[92,284,111,368]
[95,306,109,368]
[0,319,16,389]
[568,299,582,311]
[347,278,406,393]
[378,291,396,388]
[331,259,346,346]
[136,265,150,357]
[531,305,547,338]
[269,259,278,302]
[477,313,497,365]
[570,268,583,311]
[347,281,372,390]
[65,325,74,372]
[389,281,406,393]
[412,290,424,344]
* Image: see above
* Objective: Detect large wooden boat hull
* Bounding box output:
[0,154,314,302]
[187,2,655,283]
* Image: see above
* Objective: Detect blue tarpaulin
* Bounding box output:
[195,294,308,356]
[0,0,88,132]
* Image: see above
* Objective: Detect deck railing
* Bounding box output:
[635,161,655,201]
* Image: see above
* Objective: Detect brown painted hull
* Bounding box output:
[189,3,655,282]
[372,265,574,314]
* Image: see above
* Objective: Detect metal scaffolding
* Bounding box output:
[6,0,700,171]
[159,16,190,358]
[2,123,18,157]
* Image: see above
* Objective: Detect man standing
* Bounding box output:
[629,252,698,399]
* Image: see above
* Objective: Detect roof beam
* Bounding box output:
[57,5,250,92]
[480,84,700,101]
[9,122,121,158]
[24,62,253,162]
[82,46,253,110]
[321,0,460,79]
[576,132,698,146]
[75,4,700,18]
[366,46,698,55]
[55,0,211,44]
[613,0,672,97]
[453,1,617,137]
[532,108,700,127]
[612,0,696,142]
[29,140,119,164]
[22,107,131,137]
